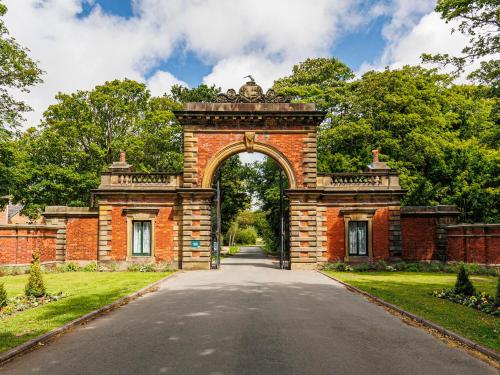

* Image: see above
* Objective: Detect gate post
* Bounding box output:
[288,191,324,270]
[179,190,214,270]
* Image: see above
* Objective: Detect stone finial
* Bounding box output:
[216,79,290,103]
[372,149,379,163]
[366,149,390,172]
[109,149,132,172]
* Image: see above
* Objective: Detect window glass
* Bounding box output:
[348,221,368,256]
[132,221,152,256]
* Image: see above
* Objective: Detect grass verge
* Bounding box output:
[325,271,499,352]
[0,271,171,353]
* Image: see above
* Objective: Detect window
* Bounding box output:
[132,221,152,256]
[348,221,368,256]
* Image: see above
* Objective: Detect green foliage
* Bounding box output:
[169,84,220,103]
[273,57,354,111]
[0,282,7,308]
[82,263,97,272]
[0,2,43,129]
[276,62,499,222]
[234,226,257,245]
[64,262,79,272]
[494,275,500,308]
[454,264,475,296]
[11,79,184,217]
[126,263,157,272]
[25,253,46,298]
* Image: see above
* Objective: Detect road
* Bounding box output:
[1,246,495,374]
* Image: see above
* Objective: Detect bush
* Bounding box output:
[454,264,475,296]
[64,262,79,272]
[234,227,257,245]
[25,253,46,298]
[82,263,97,272]
[127,263,157,272]
[323,262,353,272]
[0,283,7,309]
[494,275,500,308]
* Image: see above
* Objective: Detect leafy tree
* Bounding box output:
[12,79,184,217]
[0,2,43,129]
[273,58,354,111]
[169,84,220,103]
[25,253,46,298]
[422,0,499,87]
[454,264,475,296]
[234,227,257,245]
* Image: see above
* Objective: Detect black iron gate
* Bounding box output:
[211,170,221,269]
[279,170,290,269]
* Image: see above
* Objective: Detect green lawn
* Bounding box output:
[325,271,500,352]
[0,272,171,353]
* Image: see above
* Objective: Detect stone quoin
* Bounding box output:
[0,80,498,268]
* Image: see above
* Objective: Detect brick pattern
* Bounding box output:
[0,226,58,265]
[302,132,317,188]
[183,128,198,188]
[447,225,500,264]
[66,218,98,260]
[401,217,437,261]
[325,208,345,261]
[45,216,67,261]
[372,208,390,260]
[388,206,401,258]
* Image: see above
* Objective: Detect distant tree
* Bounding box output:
[169,84,221,103]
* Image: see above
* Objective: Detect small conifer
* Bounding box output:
[25,253,46,298]
[0,282,7,308]
[494,275,500,308]
[454,264,475,296]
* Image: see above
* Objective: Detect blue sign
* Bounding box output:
[191,240,200,248]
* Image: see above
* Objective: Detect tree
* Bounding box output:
[454,264,475,296]
[422,0,499,87]
[273,57,354,111]
[169,84,220,103]
[12,79,184,217]
[25,253,46,298]
[0,2,43,129]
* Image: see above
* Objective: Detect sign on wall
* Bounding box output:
[191,240,200,248]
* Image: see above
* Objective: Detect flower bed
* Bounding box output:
[0,292,65,319]
[432,289,499,316]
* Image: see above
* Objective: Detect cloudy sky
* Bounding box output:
[4,0,470,129]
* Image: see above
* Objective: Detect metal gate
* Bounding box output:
[279,170,290,269]
[211,170,221,269]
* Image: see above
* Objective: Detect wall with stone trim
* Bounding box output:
[447,224,499,265]
[0,225,58,265]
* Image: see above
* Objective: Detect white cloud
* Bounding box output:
[147,71,188,97]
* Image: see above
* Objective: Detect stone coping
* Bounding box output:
[182,102,317,112]
[0,224,60,230]
[446,223,500,229]
[401,205,460,215]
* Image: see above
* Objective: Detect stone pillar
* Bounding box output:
[98,204,112,260]
[183,127,198,188]
[388,206,402,259]
[179,190,214,270]
[302,131,318,188]
[288,192,320,270]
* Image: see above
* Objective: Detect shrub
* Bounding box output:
[64,262,79,272]
[234,227,258,245]
[323,262,352,271]
[127,264,141,272]
[25,253,46,298]
[0,283,7,309]
[353,263,371,272]
[82,263,97,272]
[454,264,475,296]
[374,260,387,271]
[494,275,500,308]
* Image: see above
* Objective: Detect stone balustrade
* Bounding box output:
[317,171,400,189]
[99,172,182,189]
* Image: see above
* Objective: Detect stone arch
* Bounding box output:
[201,141,298,189]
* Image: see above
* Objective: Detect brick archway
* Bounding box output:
[201,141,297,189]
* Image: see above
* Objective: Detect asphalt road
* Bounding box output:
[1,247,496,374]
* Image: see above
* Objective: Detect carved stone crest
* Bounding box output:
[216,80,290,103]
[244,132,255,152]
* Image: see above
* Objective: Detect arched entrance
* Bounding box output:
[174,80,327,270]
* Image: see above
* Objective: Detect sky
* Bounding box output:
[4,0,471,141]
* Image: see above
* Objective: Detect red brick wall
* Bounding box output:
[447,225,500,264]
[325,208,344,261]
[372,208,390,260]
[110,206,176,262]
[196,131,308,187]
[401,217,436,261]
[0,226,57,264]
[66,217,98,260]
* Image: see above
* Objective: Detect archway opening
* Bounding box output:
[210,152,290,269]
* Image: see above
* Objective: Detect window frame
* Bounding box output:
[348,220,368,256]
[132,220,152,256]
[123,208,159,260]
[341,208,376,261]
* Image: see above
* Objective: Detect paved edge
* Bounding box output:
[0,271,180,366]
[318,271,500,363]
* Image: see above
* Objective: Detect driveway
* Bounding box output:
[1,246,496,374]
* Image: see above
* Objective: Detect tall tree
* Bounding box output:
[169,84,221,103]
[0,2,43,129]
[13,79,184,217]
